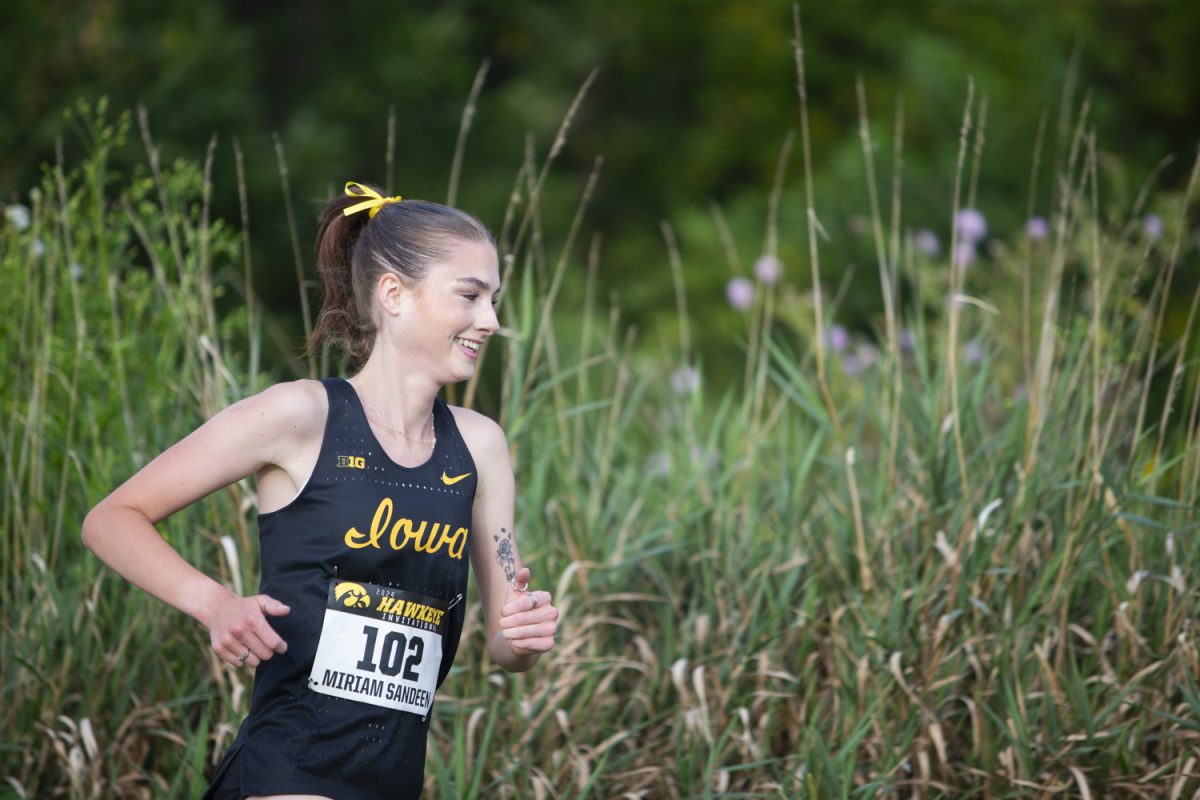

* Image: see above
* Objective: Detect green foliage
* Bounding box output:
[1,101,255,799]
[3,2,1199,364]
[3,76,1200,800]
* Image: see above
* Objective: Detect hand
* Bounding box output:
[204,591,290,668]
[498,567,558,655]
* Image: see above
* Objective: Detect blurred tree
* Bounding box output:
[0,0,257,188]
[2,0,1196,371]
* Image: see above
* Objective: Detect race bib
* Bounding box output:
[309,579,446,716]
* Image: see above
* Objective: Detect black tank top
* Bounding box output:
[204,378,476,800]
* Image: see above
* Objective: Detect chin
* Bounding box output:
[445,365,476,385]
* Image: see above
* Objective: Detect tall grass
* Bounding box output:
[3,42,1199,800]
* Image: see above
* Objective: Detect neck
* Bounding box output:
[348,347,441,436]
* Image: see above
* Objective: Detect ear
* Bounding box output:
[375,271,410,318]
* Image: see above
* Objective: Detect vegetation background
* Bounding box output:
[3,1,1200,797]
[4,0,1200,372]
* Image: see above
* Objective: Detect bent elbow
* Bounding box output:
[80,504,106,553]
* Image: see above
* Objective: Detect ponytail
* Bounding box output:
[310,196,374,369]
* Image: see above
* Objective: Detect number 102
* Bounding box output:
[356,624,423,681]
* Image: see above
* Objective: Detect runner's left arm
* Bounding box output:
[459,410,558,672]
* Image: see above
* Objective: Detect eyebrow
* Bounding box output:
[455,277,500,293]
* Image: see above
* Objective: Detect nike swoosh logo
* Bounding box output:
[441,471,472,485]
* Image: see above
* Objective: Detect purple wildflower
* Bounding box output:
[726,277,754,311]
[855,343,880,369]
[963,340,983,364]
[899,328,916,352]
[915,229,940,257]
[1026,216,1049,240]
[956,208,988,243]
[753,254,782,285]
[826,325,849,353]
[840,353,863,376]
[671,366,700,395]
[953,241,976,269]
[1144,213,1163,241]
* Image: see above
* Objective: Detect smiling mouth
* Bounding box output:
[455,337,480,353]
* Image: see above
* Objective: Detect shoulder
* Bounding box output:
[252,379,328,417]
[447,405,509,464]
[217,379,328,441]
[234,379,326,417]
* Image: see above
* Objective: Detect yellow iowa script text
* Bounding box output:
[344,497,469,559]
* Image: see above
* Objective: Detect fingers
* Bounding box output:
[508,636,556,655]
[212,594,290,668]
[501,620,558,641]
[248,596,288,653]
[242,628,277,662]
[215,625,272,668]
[258,595,292,618]
[219,640,259,669]
[499,591,558,648]
[501,589,552,618]
[498,579,559,657]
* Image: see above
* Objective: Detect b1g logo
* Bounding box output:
[337,455,366,469]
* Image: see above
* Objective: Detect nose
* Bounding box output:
[477,301,499,336]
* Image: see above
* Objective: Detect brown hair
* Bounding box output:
[309,184,493,370]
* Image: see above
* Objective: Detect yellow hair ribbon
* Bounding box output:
[342,181,403,219]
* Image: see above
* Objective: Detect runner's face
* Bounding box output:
[404,238,500,382]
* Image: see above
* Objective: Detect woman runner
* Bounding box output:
[82,181,559,799]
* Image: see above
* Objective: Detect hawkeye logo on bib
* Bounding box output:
[343,497,469,560]
[333,581,371,609]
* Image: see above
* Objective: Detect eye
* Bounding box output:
[491,295,501,307]
[461,292,479,302]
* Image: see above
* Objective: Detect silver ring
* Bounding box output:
[510,577,529,593]
[238,650,250,665]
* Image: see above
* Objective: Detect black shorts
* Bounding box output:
[200,740,242,800]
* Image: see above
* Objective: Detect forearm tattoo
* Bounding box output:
[493,527,516,583]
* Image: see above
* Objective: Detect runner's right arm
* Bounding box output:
[82,380,325,667]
